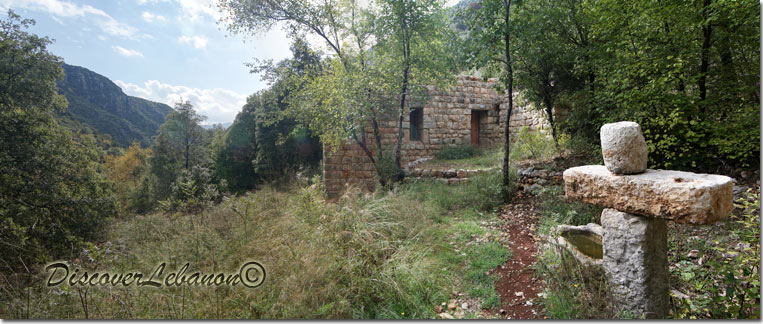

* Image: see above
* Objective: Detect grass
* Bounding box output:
[0,172,516,319]
[531,184,614,319]
[419,145,503,170]
[418,128,562,172]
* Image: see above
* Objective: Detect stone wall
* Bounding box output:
[323,75,565,198]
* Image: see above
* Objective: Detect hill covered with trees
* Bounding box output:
[56,64,172,147]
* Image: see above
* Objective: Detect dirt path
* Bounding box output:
[489,191,545,319]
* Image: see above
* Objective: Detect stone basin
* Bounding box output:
[563,165,734,225]
[557,223,604,267]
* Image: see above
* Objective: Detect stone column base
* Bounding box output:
[601,208,669,318]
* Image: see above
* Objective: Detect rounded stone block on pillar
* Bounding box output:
[600,121,648,175]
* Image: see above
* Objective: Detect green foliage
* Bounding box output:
[510,127,557,161]
[536,247,615,319]
[479,0,763,172]
[376,150,402,187]
[421,145,503,170]
[215,108,257,192]
[464,242,511,308]
[220,0,455,178]
[534,186,613,319]
[536,185,602,234]
[403,170,514,213]
[435,145,482,160]
[103,142,152,214]
[0,10,67,112]
[159,166,227,213]
[0,10,117,275]
[146,100,209,202]
[671,189,760,319]
[215,41,323,192]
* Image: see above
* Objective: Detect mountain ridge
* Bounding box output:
[56,63,173,147]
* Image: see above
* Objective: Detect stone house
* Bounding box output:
[323,75,566,197]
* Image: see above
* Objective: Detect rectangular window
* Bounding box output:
[409,108,423,141]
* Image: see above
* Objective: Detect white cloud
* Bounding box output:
[51,15,64,25]
[137,0,219,21]
[112,46,144,58]
[4,0,148,40]
[177,35,208,49]
[177,0,220,21]
[115,80,246,124]
[141,11,167,23]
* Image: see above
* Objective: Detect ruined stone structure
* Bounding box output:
[323,75,565,197]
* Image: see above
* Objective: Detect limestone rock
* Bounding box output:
[600,121,648,175]
[563,165,734,225]
[601,209,668,318]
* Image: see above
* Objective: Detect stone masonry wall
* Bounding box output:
[323,75,565,198]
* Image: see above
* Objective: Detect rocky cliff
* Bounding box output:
[56,64,172,146]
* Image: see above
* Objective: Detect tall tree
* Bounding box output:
[149,101,207,199]
[0,10,117,274]
[459,0,517,196]
[513,0,582,146]
[375,0,454,178]
[219,0,407,184]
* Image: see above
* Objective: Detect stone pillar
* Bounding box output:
[600,208,669,318]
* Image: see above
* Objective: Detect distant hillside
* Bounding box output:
[56,64,173,147]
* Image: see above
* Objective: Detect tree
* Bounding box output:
[219,0,398,184]
[375,0,455,178]
[0,10,117,275]
[215,39,323,192]
[512,0,582,147]
[0,10,67,112]
[459,0,517,196]
[103,141,152,213]
[148,100,208,200]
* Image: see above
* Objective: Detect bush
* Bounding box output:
[671,189,760,319]
[510,126,557,161]
[158,166,227,213]
[376,150,402,186]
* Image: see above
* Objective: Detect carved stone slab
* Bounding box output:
[564,165,734,225]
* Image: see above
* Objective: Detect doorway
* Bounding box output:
[470,110,483,145]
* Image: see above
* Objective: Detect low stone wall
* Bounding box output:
[323,75,564,198]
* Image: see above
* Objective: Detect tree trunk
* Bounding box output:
[698,0,712,108]
[502,0,513,192]
[543,95,558,149]
[185,136,190,170]
[372,115,383,161]
[395,65,409,181]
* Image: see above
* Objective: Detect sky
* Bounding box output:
[2,0,462,124]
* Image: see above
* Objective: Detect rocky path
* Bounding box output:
[490,191,545,319]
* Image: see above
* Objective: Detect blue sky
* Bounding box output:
[2,0,461,124]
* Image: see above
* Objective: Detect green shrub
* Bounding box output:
[158,166,227,213]
[671,189,760,319]
[376,151,402,186]
[510,126,557,161]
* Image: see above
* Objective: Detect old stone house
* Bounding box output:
[323,75,566,197]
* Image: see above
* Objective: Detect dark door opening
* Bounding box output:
[470,110,480,145]
[410,108,423,141]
